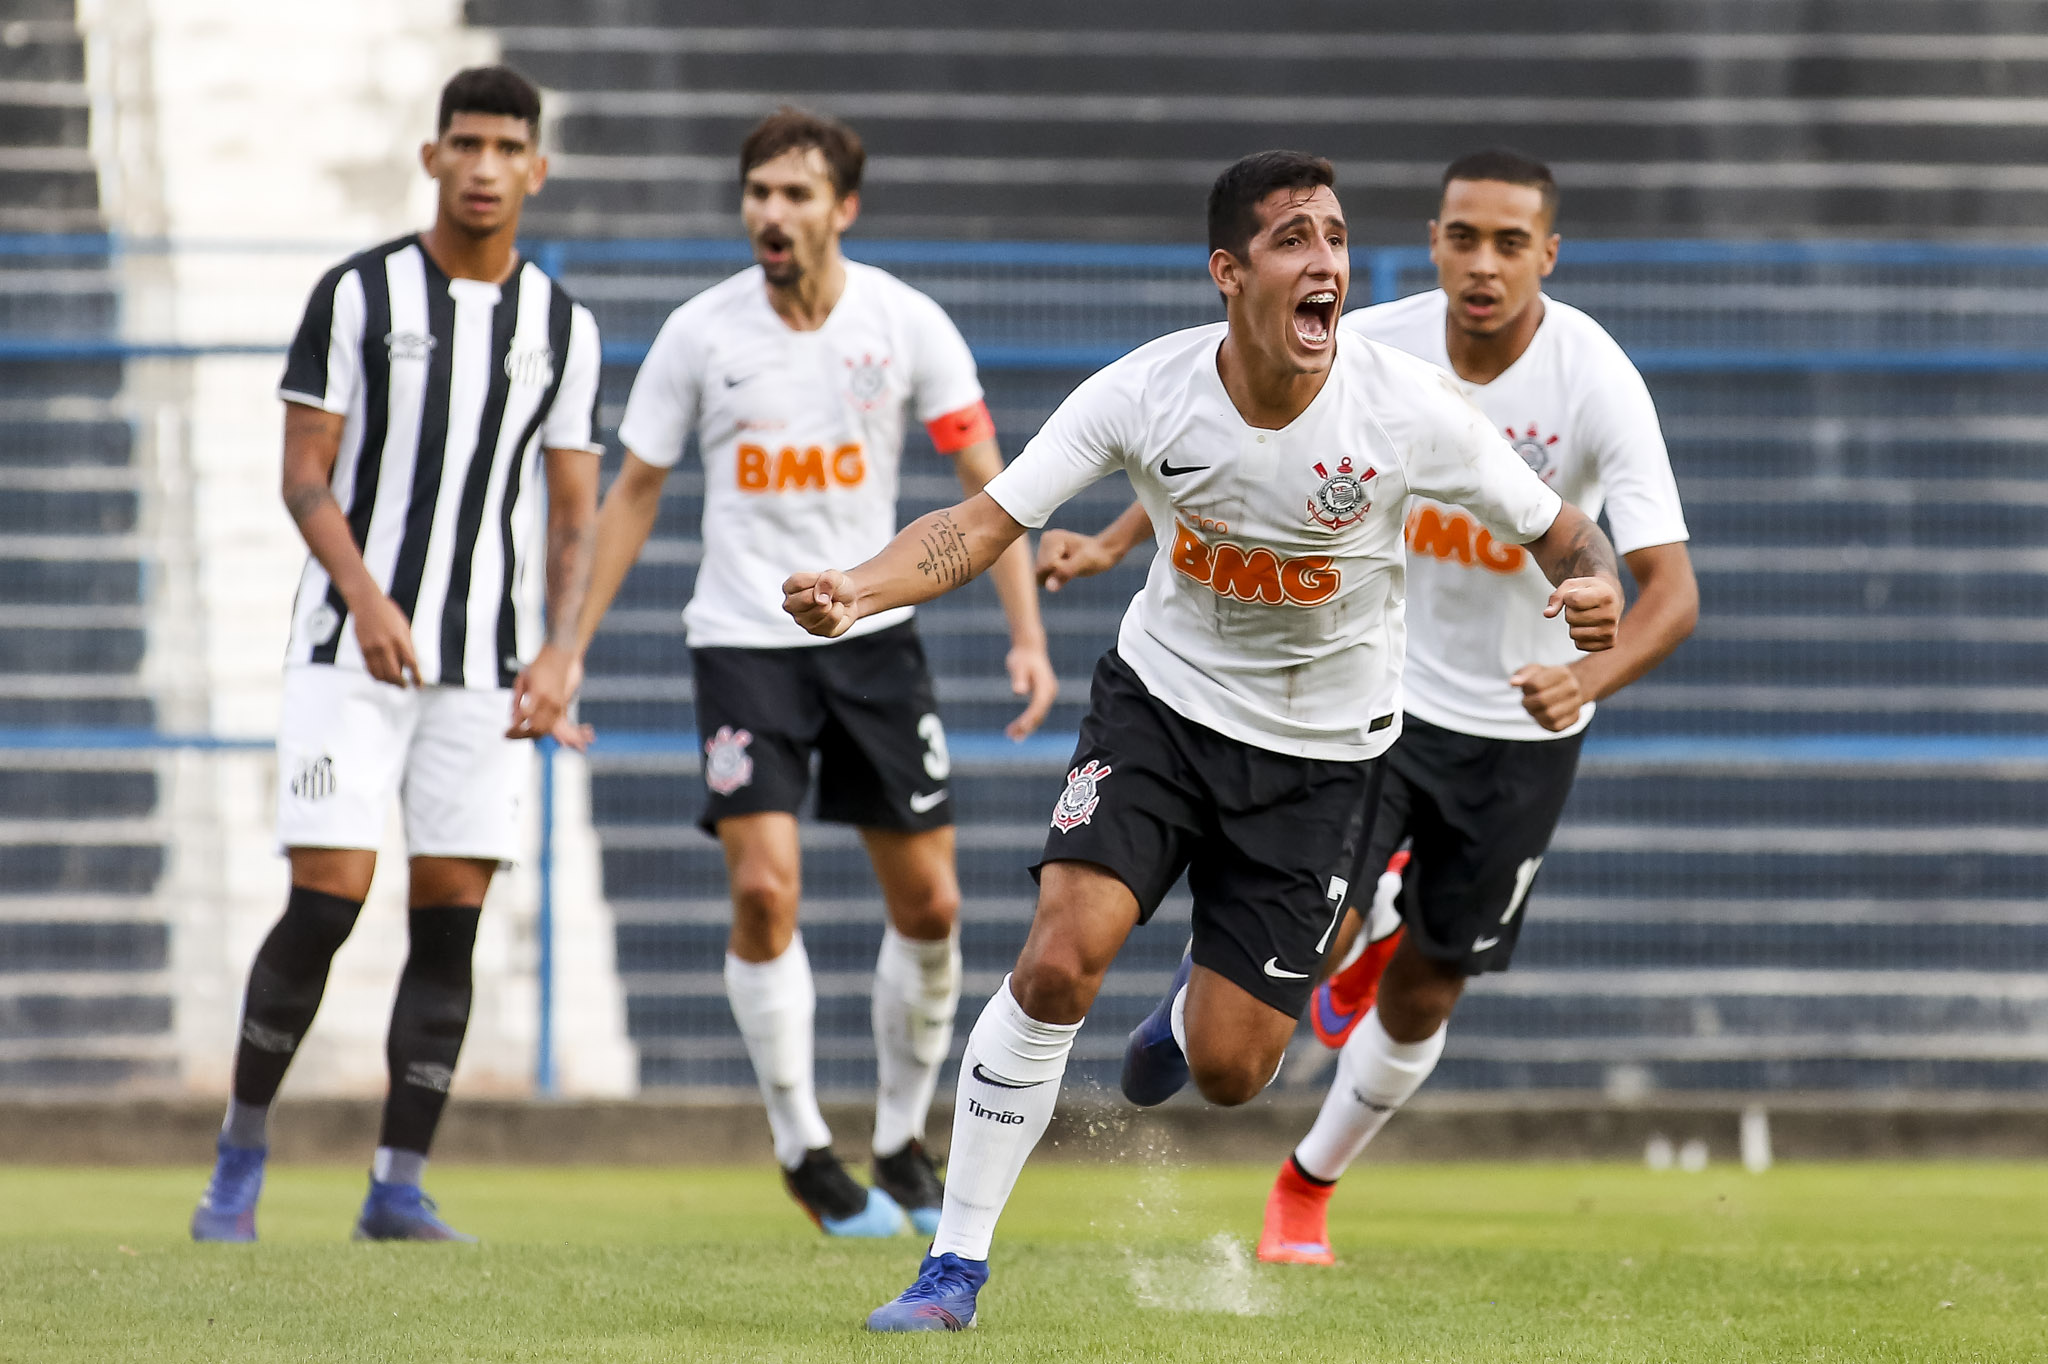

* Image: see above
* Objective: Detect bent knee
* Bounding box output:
[1009,948,1100,1024]
[1188,1049,1280,1108]
[890,881,961,941]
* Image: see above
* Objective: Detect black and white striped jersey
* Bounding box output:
[278,234,603,689]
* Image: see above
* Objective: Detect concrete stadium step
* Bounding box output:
[0,919,167,971]
[0,626,144,675]
[0,988,171,1041]
[0,414,134,467]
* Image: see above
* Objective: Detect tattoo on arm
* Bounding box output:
[915,511,975,590]
[283,482,339,527]
[1550,514,1620,586]
[545,510,597,649]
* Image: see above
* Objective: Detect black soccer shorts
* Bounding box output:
[689,621,954,835]
[1031,650,1380,1017]
[1351,713,1585,976]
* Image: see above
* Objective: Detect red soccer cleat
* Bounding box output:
[1309,850,1410,1049]
[1257,1157,1337,1265]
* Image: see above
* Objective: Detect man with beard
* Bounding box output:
[570,107,1058,1237]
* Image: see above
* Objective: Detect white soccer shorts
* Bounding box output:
[274,663,531,863]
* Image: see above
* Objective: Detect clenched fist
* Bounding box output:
[1035,529,1118,592]
[782,569,859,637]
[1544,577,1620,652]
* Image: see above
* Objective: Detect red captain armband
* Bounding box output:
[925,400,996,455]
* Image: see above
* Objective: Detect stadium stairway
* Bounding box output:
[0,10,172,1090]
[535,237,2048,1101]
[463,0,2048,1100]
[481,0,2048,242]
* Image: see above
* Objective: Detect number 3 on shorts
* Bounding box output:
[917,713,951,781]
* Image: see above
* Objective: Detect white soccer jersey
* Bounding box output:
[279,235,603,688]
[619,261,989,649]
[1344,292,1689,740]
[984,323,1562,762]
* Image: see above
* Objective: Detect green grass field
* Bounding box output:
[2,1161,2042,1362]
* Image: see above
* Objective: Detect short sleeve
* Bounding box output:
[982,362,1132,529]
[1577,354,1689,555]
[904,290,984,424]
[540,304,605,455]
[1406,368,1562,545]
[616,304,704,470]
[278,265,365,414]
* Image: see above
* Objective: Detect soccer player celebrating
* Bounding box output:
[1043,150,1697,1266]
[190,67,602,1242]
[784,150,1625,1331]
[569,108,1058,1238]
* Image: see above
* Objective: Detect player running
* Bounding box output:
[568,108,1058,1238]
[783,150,1626,1330]
[1047,149,1697,1265]
[191,67,602,1243]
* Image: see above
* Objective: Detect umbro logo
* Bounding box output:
[909,789,947,814]
[1160,459,1210,476]
[385,330,436,362]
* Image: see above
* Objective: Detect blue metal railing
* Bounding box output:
[13,235,2048,373]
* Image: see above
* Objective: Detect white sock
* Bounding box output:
[1168,982,1189,1054]
[1292,1007,1445,1182]
[871,925,962,1156]
[371,1146,426,1188]
[725,933,833,1169]
[929,976,1079,1262]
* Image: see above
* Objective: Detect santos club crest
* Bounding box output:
[1051,759,1112,833]
[1307,457,1375,529]
[703,726,755,795]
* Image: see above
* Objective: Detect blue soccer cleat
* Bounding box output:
[784,1147,908,1237]
[866,1251,989,1332]
[351,1177,477,1242]
[1121,947,1194,1106]
[191,1137,266,1243]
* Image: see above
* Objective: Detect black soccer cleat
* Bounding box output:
[871,1139,945,1236]
[783,1146,907,1237]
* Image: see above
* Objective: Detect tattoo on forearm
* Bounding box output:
[915,511,975,590]
[1553,516,1620,586]
[545,513,596,648]
[283,482,338,527]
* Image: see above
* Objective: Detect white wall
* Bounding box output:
[79,0,636,1101]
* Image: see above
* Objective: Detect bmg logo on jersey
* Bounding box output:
[1407,505,1527,575]
[736,443,866,491]
[1170,520,1342,605]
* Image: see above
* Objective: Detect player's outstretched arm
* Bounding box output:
[783,492,1026,638]
[1511,541,1698,732]
[280,401,421,687]
[509,447,602,742]
[1037,500,1155,592]
[1523,501,1625,653]
[951,437,1057,738]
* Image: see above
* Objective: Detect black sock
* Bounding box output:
[230,886,364,1108]
[377,905,482,1157]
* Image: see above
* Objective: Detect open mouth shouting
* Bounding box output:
[1458,286,1501,324]
[755,227,795,270]
[1294,289,1338,350]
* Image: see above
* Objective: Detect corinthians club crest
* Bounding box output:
[845,352,892,411]
[1508,423,1562,482]
[703,725,755,796]
[1051,759,1112,833]
[1307,457,1375,530]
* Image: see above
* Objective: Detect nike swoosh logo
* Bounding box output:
[1262,957,1309,980]
[909,789,947,813]
[1472,936,1501,952]
[723,373,754,389]
[971,1063,1045,1090]
[1159,460,1210,476]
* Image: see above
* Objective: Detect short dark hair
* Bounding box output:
[740,106,865,198]
[1441,148,1559,224]
[1207,150,1338,261]
[438,66,542,139]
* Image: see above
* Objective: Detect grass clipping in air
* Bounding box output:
[1,1162,2042,1361]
